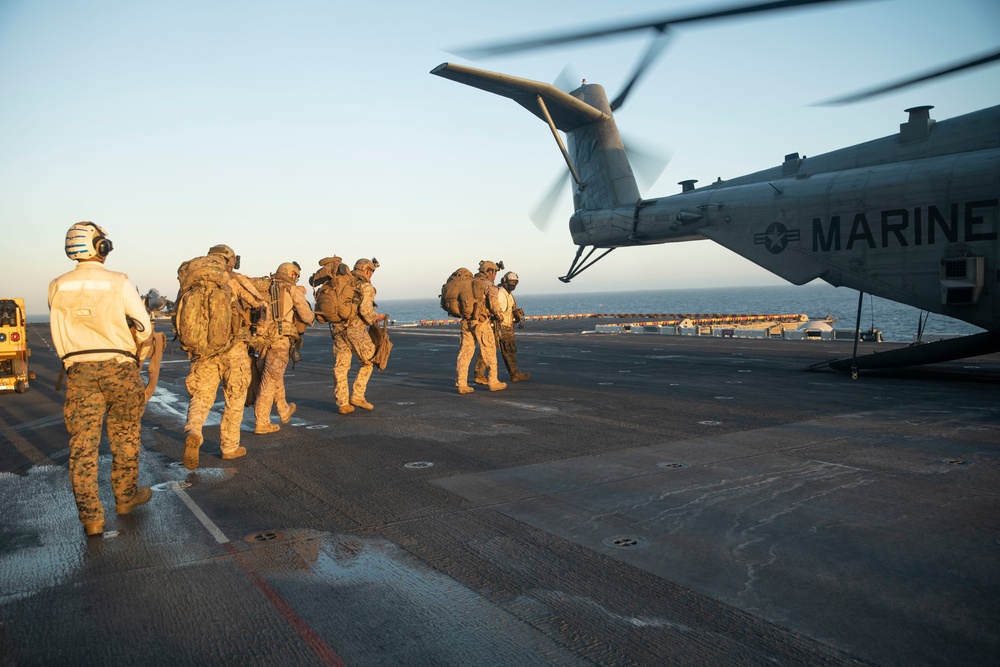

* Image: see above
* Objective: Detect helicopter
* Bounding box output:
[431,0,999,372]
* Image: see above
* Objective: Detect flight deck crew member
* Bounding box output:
[49,222,154,537]
[457,260,506,394]
[476,270,530,383]
[333,258,386,414]
[182,244,264,469]
[254,262,315,432]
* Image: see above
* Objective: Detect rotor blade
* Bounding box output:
[610,28,673,111]
[622,136,672,192]
[452,0,867,58]
[530,140,670,230]
[530,170,571,232]
[816,48,1000,105]
[554,64,582,93]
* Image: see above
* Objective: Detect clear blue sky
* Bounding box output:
[2,0,997,316]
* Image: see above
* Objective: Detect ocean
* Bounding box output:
[379,284,986,343]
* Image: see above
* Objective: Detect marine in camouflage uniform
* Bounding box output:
[457,260,506,394]
[183,244,264,469]
[476,271,530,383]
[332,258,385,414]
[49,222,154,537]
[254,262,315,432]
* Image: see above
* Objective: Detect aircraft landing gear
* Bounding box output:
[560,245,616,283]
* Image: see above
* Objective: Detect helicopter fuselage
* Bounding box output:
[572,147,999,332]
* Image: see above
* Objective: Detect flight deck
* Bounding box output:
[1,320,998,666]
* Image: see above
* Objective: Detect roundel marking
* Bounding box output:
[754,222,801,254]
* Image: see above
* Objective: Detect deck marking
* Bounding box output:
[174,488,346,666]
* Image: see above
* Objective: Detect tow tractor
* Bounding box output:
[0,298,33,393]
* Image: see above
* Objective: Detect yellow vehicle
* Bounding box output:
[0,298,32,393]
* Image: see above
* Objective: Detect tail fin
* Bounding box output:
[431,63,640,212]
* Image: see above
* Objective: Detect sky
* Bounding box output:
[1,0,998,316]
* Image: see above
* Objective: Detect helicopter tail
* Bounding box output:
[431,63,640,213]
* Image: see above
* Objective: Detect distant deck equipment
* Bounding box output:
[0,298,32,393]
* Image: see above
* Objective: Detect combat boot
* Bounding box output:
[511,371,531,382]
[221,446,247,460]
[350,397,374,410]
[279,403,297,424]
[84,521,104,537]
[474,376,488,385]
[457,385,474,395]
[488,381,507,392]
[255,422,280,434]
[116,486,152,515]
[184,429,203,471]
[338,404,355,414]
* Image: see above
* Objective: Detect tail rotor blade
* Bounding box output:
[530,171,571,232]
[555,64,582,93]
[622,134,671,192]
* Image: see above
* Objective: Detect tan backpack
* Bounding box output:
[368,320,393,370]
[308,256,343,290]
[314,264,358,324]
[440,268,476,319]
[246,274,296,350]
[174,255,240,360]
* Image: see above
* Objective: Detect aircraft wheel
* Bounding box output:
[15,380,29,394]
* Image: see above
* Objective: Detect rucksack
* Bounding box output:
[245,275,290,350]
[309,256,343,289]
[440,268,476,318]
[314,265,358,324]
[174,255,240,360]
[368,320,393,371]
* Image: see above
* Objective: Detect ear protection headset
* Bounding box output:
[88,222,113,257]
[64,221,113,260]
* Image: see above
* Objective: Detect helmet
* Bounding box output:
[478,260,499,274]
[502,271,518,284]
[277,262,300,281]
[65,222,113,261]
[354,257,378,272]
[208,244,240,269]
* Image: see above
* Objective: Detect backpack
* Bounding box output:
[368,320,393,371]
[174,255,240,360]
[440,268,476,318]
[314,265,358,324]
[245,275,288,351]
[309,256,343,289]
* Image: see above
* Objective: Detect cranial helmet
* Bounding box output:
[208,244,240,269]
[65,222,113,261]
[277,262,300,281]
[502,271,518,284]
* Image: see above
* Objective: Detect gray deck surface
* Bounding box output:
[2,319,998,666]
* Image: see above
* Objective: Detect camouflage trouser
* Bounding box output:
[254,336,292,425]
[476,322,517,379]
[64,360,146,525]
[333,321,374,407]
[184,343,250,454]
[457,318,498,387]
